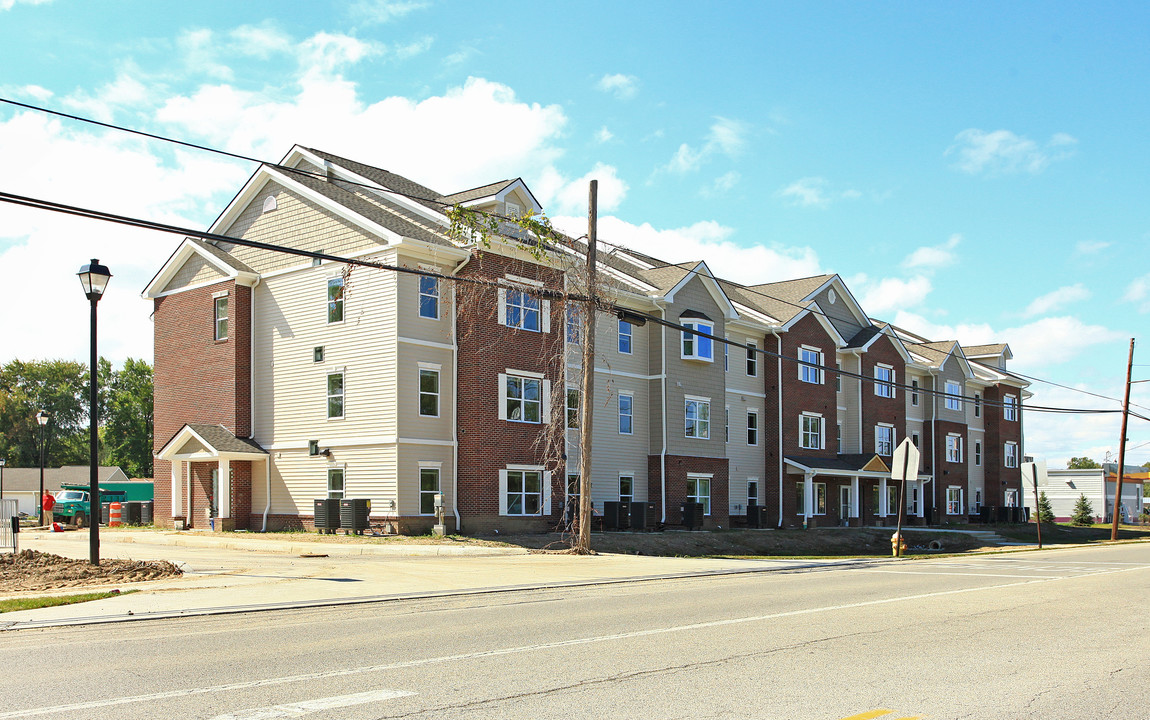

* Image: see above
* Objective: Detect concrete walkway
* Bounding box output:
[1,529,879,630]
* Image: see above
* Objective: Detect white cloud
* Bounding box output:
[702,171,740,197]
[947,128,1077,175]
[902,233,960,272]
[1124,274,1150,313]
[1024,283,1091,317]
[1075,239,1110,255]
[61,73,152,123]
[349,0,430,25]
[229,24,294,58]
[394,36,434,60]
[595,126,613,143]
[0,0,51,10]
[552,215,822,287]
[297,32,382,76]
[536,163,628,216]
[859,276,933,316]
[596,73,638,100]
[658,117,747,175]
[777,177,860,208]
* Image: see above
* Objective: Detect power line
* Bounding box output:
[2,96,1137,419]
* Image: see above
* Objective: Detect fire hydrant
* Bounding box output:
[891,532,907,557]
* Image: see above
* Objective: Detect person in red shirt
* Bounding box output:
[41,492,56,527]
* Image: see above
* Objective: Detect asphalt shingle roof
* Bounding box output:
[302,148,447,213]
[186,424,267,455]
[442,180,517,205]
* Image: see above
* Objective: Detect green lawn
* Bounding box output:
[0,589,136,613]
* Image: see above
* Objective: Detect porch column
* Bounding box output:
[879,476,888,517]
[916,480,925,517]
[218,458,231,519]
[850,476,860,518]
[171,460,183,517]
[804,472,814,520]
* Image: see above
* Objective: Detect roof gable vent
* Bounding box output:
[262,195,278,213]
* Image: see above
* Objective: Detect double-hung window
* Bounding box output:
[946,433,963,463]
[504,375,542,423]
[418,276,439,319]
[875,424,894,456]
[505,288,540,331]
[505,469,543,515]
[619,393,634,434]
[800,413,823,450]
[946,486,963,515]
[418,367,439,417]
[1004,395,1018,421]
[619,475,634,503]
[681,322,714,361]
[746,343,757,376]
[327,467,344,499]
[974,393,982,418]
[327,371,344,419]
[945,381,962,411]
[687,475,711,516]
[618,320,632,354]
[747,410,759,446]
[747,479,759,507]
[419,467,440,514]
[327,277,344,323]
[214,296,228,341]
[874,365,894,398]
[911,379,920,406]
[797,482,827,515]
[1005,441,1018,468]
[799,347,823,384]
[566,388,579,428]
[974,440,982,466]
[566,306,582,343]
[685,397,710,439]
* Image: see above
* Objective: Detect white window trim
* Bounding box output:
[418,367,440,418]
[685,397,711,439]
[800,412,824,450]
[910,379,920,407]
[213,295,229,341]
[874,364,895,399]
[1004,394,1018,421]
[618,319,633,355]
[747,409,759,446]
[418,463,442,516]
[1005,441,1019,468]
[497,282,550,333]
[498,373,550,424]
[946,486,964,515]
[945,381,962,411]
[946,433,963,463]
[327,465,346,500]
[746,342,758,377]
[418,275,440,320]
[327,276,345,325]
[681,321,715,362]
[686,472,713,516]
[327,368,345,420]
[875,423,895,457]
[619,474,635,502]
[498,466,552,517]
[618,392,634,435]
[799,345,823,384]
[974,440,982,467]
[797,481,828,516]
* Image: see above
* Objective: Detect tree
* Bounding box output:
[1067,456,1101,470]
[101,358,154,478]
[1037,491,1055,524]
[1070,494,1095,526]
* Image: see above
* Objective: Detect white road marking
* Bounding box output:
[857,570,1067,579]
[209,688,415,720]
[6,564,1148,720]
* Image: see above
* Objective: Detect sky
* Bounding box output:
[0,0,1147,467]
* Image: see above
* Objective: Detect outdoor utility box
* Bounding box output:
[314,498,341,533]
[747,504,767,529]
[122,501,142,525]
[602,501,620,530]
[631,502,656,531]
[140,501,154,525]
[101,502,111,525]
[680,502,705,530]
[339,498,371,534]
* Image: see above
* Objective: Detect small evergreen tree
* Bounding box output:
[1037,491,1056,524]
[1070,494,1095,526]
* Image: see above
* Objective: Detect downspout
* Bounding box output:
[775,330,784,527]
[657,300,668,523]
[261,457,271,532]
[251,278,272,533]
[929,369,939,524]
[449,252,472,531]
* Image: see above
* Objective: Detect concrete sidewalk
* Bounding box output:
[1,529,874,630]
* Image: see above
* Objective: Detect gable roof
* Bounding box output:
[143,237,259,298]
[156,423,267,460]
[302,147,448,214]
[0,466,129,493]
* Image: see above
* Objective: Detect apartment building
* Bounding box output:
[146,146,1029,533]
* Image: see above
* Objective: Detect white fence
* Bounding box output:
[1,498,17,552]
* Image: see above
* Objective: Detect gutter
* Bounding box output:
[449,253,473,531]
[774,330,784,527]
[656,299,668,523]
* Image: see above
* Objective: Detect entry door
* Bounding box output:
[840,486,851,524]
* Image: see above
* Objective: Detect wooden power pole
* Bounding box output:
[1110,338,1135,541]
[576,180,598,554]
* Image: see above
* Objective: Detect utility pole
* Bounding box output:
[1110,338,1135,541]
[575,180,598,554]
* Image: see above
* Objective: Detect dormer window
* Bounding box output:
[681,321,714,361]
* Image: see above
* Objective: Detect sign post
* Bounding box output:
[1021,460,1048,549]
[891,437,921,558]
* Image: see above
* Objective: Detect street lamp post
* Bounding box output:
[78,258,112,566]
[36,410,50,526]
[0,457,6,504]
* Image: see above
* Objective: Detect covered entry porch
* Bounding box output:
[784,454,929,528]
[156,424,268,531]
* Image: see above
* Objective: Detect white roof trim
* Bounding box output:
[804,274,871,328]
[664,261,739,320]
[780,305,848,347]
[459,178,543,214]
[155,425,266,461]
[142,238,258,299]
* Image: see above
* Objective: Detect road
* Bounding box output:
[2,543,1147,719]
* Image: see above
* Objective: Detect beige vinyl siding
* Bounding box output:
[397,350,454,440]
[966,383,986,430]
[725,332,767,394]
[259,446,397,516]
[566,370,649,505]
[647,314,665,452]
[395,256,455,345]
[724,390,765,514]
[253,248,400,449]
[665,276,727,458]
[812,287,863,342]
[838,353,862,453]
[222,180,385,274]
[396,445,454,517]
[906,370,929,420]
[967,429,985,509]
[936,362,968,424]
[161,253,228,293]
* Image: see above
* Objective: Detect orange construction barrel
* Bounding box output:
[109,501,123,527]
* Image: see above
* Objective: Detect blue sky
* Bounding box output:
[0,0,1146,466]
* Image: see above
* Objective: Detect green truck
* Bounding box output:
[53,481,153,527]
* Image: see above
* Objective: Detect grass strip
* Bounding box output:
[0,589,137,613]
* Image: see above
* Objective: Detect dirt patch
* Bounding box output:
[0,550,183,593]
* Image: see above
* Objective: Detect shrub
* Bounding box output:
[1037,492,1056,524]
[1070,494,1095,526]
